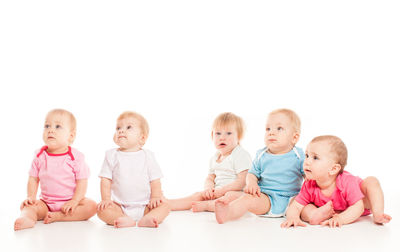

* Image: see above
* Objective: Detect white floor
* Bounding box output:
[2,192,399,252]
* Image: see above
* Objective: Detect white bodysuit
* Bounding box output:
[99,148,163,220]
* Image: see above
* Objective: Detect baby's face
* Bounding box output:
[114,117,144,152]
[43,113,74,153]
[303,141,337,181]
[212,124,239,156]
[264,113,298,154]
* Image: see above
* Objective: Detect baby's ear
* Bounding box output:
[69,130,76,144]
[329,164,342,175]
[292,132,300,145]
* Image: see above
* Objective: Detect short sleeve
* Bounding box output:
[340,174,365,206]
[248,149,264,178]
[145,150,163,181]
[295,181,313,206]
[29,157,41,178]
[72,151,90,180]
[232,147,252,174]
[98,150,114,180]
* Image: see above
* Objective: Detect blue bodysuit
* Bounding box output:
[248,146,305,215]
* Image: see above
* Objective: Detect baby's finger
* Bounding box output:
[256,188,261,197]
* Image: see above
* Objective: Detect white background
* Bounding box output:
[1,1,399,251]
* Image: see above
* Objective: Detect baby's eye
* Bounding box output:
[127,125,132,130]
[116,127,121,131]
[277,127,283,131]
[215,132,221,136]
[313,155,319,160]
[44,124,50,129]
[56,125,61,129]
[305,153,309,158]
[227,132,232,135]
[266,128,270,131]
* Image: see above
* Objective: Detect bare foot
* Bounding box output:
[14,217,35,231]
[215,199,230,224]
[137,216,159,228]
[309,201,335,225]
[373,213,392,224]
[192,201,207,212]
[114,216,136,228]
[43,212,62,224]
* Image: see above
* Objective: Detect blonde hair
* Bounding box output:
[212,112,245,141]
[46,109,77,144]
[269,108,301,134]
[117,111,150,143]
[311,135,348,173]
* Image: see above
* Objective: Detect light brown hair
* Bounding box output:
[212,112,245,142]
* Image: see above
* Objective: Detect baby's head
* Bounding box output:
[264,108,301,154]
[114,111,149,151]
[303,135,348,181]
[43,109,76,152]
[211,112,245,155]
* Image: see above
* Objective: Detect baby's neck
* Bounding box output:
[267,146,293,155]
[47,146,69,154]
[316,177,337,197]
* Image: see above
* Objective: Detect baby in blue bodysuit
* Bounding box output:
[215,109,304,223]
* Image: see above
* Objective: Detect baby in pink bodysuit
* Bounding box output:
[14,109,97,231]
[281,135,391,228]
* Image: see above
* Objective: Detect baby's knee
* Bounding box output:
[363,176,380,187]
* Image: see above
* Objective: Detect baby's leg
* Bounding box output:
[97,201,125,225]
[44,198,97,224]
[14,200,48,231]
[168,192,204,211]
[361,177,392,224]
[300,201,334,225]
[192,191,244,212]
[215,192,270,224]
[192,200,216,212]
[138,202,170,228]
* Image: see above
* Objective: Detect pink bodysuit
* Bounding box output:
[296,171,371,216]
[29,146,90,212]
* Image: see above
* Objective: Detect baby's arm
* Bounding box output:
[243,173,261,197]
[321,199,364,228]
[97,177,113,211]
[61,179,88,215]
[148,179,164,209]
[202,174,216,200]
[281,200,307,228]
[213,170,247,198]
[20,176,40,209]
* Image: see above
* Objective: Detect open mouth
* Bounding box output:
[304,168,311,173]
[219,143,226,147]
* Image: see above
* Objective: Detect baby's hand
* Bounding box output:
[244,183,261,197]
[20,197,37,210]
[202,188,214,200]
[97,200,114,211]
[213,188,226,199]
[61,200,79,215]
[148,197,162,210]
[320,214,343,228]
[281,217,307,228]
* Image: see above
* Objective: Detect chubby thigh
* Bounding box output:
[247,193,271,215]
